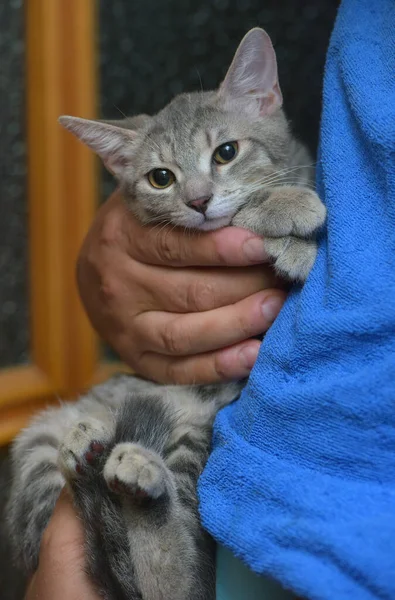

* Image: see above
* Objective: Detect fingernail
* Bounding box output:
[239,345,260,370]
[261,296,283,323]
[243,237,269,263]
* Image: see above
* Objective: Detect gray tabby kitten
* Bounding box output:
[6,28,325,600]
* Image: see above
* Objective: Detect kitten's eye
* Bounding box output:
[213,141,238,165]
[148,169,175,189]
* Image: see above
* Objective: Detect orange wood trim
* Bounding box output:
[0,1,99,446]
[26,0,67,387]
[59,1,99,394]
[26,0,98,396]
[0,366,54,409]
[0,362,130,446]
[0,360,131,446]
[91,362,132,386]
[0,396,62,447]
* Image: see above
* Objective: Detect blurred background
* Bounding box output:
[0,0,338,448]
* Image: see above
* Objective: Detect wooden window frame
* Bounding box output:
[0,1,118,444]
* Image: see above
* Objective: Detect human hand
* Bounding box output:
[25,491,100,600]
[77,190,287,384]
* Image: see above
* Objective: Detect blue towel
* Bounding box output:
[199,1,395,598]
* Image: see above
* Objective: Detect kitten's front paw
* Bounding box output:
[277,188,326,237]
[264,236,317,282]
[58,418,111,479]
[292,188,326,236]
[232,187,326,238]
[104,443,171,501]
[262,188,326,238]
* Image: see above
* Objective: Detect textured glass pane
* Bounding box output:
[0,0,29,367]
[98,0,337,361]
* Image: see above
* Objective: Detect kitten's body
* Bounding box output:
[5,29,325,600]
[8,375,242,599]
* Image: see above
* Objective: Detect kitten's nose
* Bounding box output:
[188,196,212,215]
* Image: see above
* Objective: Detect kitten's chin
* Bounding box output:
[197,217,232,231]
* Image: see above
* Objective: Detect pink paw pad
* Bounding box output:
[108,477,122,493]
[74,441,106,474]
[108,477,149,501]
[85,451,95,464]
[84,441,105,465]
[91,442,104,453]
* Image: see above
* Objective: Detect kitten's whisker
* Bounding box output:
[154,221,173,241]
[195,68,204,92]
[277,162,316,173]
[140,135,162,154]
[265,183,317,192]
[247,176,317,189]
[144,141,161,155]
[263,163,316,179]
[113,105,127,119]
[250,163,316,187]
[266,177,316,188]
[245,170,317,191]
[244,183,316,196]
[242,177,300,192]
[142,214,172,227]
[253,170,314,187]
[145,215,174,232]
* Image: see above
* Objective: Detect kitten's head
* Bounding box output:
[60,28,291,231]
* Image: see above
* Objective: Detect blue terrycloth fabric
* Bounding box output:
[199,1,395,598]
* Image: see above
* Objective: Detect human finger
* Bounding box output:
[113,257,280,313]
[137,339,263,385]
[125,215,271,268]
[134,290,286,357]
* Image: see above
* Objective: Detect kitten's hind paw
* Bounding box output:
[58,418,112,479]
[104,443,173,501]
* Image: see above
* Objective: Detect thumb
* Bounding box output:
[26,490,101,600]
[42,489,85,552]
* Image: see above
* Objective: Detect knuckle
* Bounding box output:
[77,225,121,292]
[76,242,101,282]
[164,359,192,385]
[165,360,183,384]
[187,279,216,312]
[98,209,124,249]
[156,230,181,264]
[235,312,254,339]
[98,275,120,307]
[213,353,229,381]
[160,319,190,355]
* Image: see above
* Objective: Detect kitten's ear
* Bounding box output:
[219,28,282,116]
[100,113,151,131]
[58,116,137,177]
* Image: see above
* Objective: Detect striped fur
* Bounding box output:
[6,374,242,600]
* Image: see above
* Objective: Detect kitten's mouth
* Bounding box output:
[197,216,233,231]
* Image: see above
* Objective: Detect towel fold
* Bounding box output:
[199,1,395,598]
